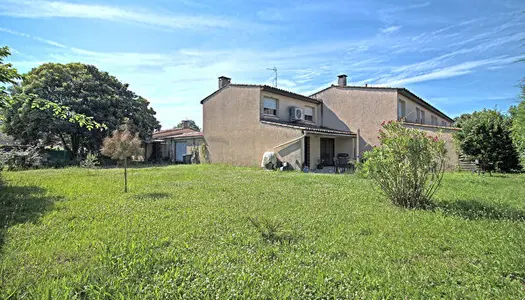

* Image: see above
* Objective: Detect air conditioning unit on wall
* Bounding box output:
[289,107,303,122]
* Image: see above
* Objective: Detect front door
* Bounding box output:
[320,138,335,166]
[176,142,187,162]
[304,136,310,167]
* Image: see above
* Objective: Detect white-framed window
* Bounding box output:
[431,115,438,125]
[398,99,406,120]
[304,106,314,122]
[416,107,421,123]
[263,97,278,116]
[420,110,425,124]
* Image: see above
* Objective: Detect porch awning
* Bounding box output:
[261,120,355,137]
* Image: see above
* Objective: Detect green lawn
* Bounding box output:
[1,165,524,298]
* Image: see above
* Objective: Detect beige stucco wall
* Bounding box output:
[313,86,398,158]
[398,94,451,126]
[402,123,459,170]
[260,91,321,125]
[203,86,305,169]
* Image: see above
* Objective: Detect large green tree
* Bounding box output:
[509,81,525,167]
[0,46,21,112]
[3,63,160,160]
[173,119,200,131]
[455,109,520,173]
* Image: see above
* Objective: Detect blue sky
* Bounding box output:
[1,0,524,128]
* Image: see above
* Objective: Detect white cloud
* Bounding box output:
[380,25,401,34]
[377,56,523,86]
[0,27,67,48]
[0,0,254,30]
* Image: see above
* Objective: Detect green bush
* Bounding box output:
[80,153,100,168]
[248,216,294,244]
[0,147,44,171]
[362,121,447,208]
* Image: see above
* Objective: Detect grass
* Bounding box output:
[0,165,524,298]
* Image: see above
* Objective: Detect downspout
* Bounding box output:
[356,129,361,163]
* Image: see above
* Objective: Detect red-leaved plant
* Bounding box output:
[362,121,447,208]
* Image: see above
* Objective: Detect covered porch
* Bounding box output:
[271,123,357,172]
[303,131,357,172]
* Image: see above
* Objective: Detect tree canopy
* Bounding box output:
[455,109,520,173]
[0,46,21,111]
[173,119,200,131]
[510,81,525,167]
[2,63,160,160]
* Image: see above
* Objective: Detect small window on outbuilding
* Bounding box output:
[304,106,314,122]
[263,98,278,116]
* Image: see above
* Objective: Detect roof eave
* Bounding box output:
[398,89,454,123]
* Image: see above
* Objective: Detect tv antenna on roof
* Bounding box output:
[267,67,277,87]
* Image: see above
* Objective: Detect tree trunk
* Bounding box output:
[58,133,73,160]
[70,134,82,163]
[124,157,128,193]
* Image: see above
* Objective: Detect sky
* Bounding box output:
[0,0,524,129]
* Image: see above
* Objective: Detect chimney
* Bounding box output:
[181,120,190,129]
[218,76,231,89]
[337,74,347,87]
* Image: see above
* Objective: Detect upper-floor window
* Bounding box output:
[398,100,406,120]
[263,97,278,116]
[304,106,314,122]
[416,107,421,123]
[431,115,438,125]
[420,110,425,124]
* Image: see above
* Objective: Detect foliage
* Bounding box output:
[173,119,200,131]
[0,166,524,298]
[0,147,44,171]
[1,47,102,131]
[80,152,100,168]
[510,81,525,167]
[199,143,209,163]
[0,46,20,103]
[362,121,447,208]
[2,63,160,161]
[101,128,143,192]
[455,109,520,173]
[248,216,294,243]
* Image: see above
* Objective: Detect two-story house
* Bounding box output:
[201,75,459,170]
[201,76,356,170]
[312,75,459,168]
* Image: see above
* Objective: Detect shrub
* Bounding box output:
[455,109,520,173]
[362,121,447,208]
[248,216,294,244]
[0,147,44,171]
[80,153,100,168]
[199,143,209,163]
